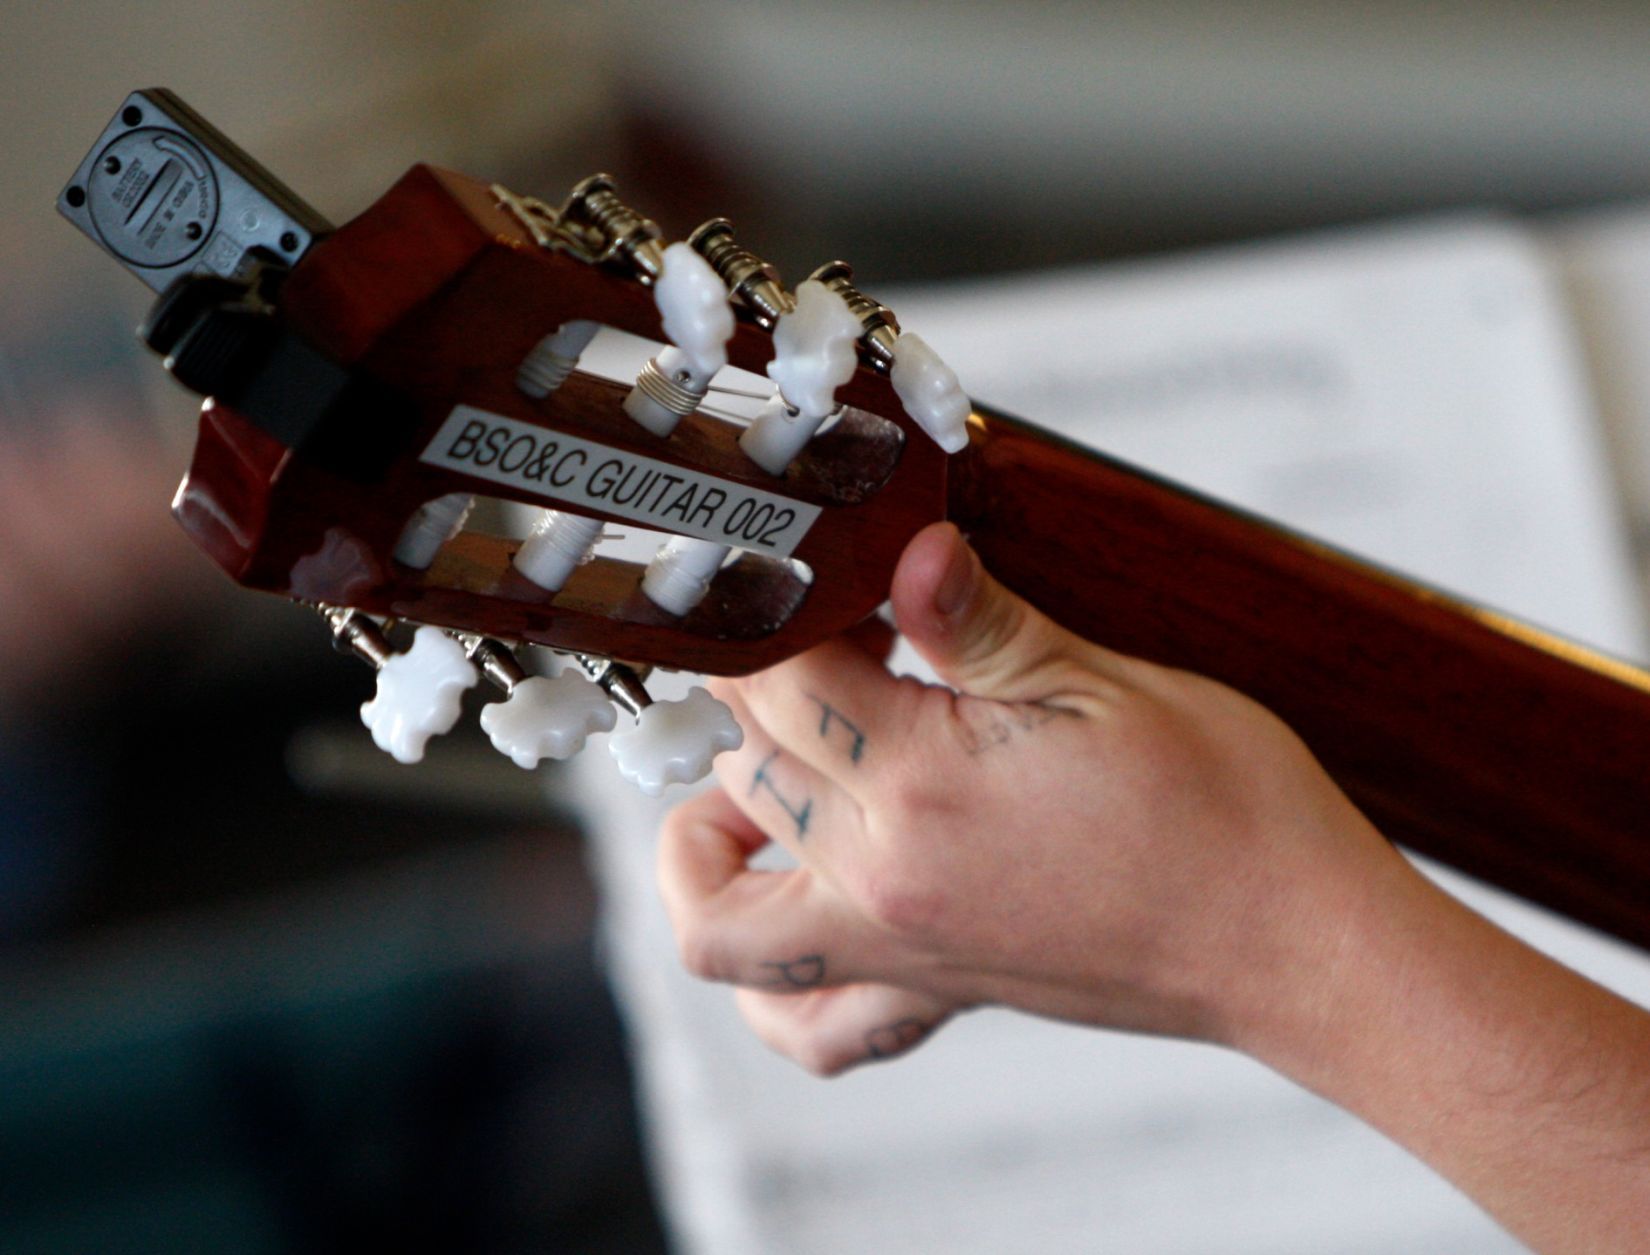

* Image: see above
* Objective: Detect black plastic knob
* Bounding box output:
[138,271,278,400]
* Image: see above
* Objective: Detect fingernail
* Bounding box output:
[933,532,977,617]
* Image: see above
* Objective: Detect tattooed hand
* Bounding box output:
[657,520,1402,1073]
[658,523,1650,1253]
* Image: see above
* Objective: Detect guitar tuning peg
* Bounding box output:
[890,332,971,454]
[558,174,665,278]
[509,318,608,592]
[517,319,601,397]
[478,671,617,768]
[801,262,971,454]
[358,624,479,763]
[512,510,605,591]
[740,393,826,477]
[393,491,474,569]
[608,685,744,796]
[623,242,736,437]
[739,279,861,476]
[640,535,730,616]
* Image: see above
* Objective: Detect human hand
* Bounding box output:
[657,521,1411,1074]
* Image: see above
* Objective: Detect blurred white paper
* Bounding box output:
[899,215,1644,657]
[1549,203,1650,606]
[574,215,1650,1255]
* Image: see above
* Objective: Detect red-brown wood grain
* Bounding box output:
[173,165,947,672]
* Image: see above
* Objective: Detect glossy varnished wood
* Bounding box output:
[950,405,1650,951]
[171,165,945,673]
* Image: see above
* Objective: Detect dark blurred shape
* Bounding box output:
[0,833,668,1255]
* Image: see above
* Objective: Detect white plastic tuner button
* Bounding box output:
[740,279,860,475]
[624,243,736,436]
[658,242,735,369]
[641,535,730,616]
[479,672,618,768]
[765,280,860,416]
[359,625,480,763]
[609,686,744,795]
[890,332,971,453]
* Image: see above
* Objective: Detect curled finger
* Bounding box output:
[733,982,957,1077]
[657,787,894,992]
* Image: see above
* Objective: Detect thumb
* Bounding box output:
[890,522,1113,701]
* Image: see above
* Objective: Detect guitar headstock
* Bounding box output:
[60,89,972,789]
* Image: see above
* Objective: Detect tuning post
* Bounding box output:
[508,321,614,596]
[641,535,730,616]
[628,355,707,430]
[511,510,605,592]
[809,260,901,372]
[689,218,794,328]
[517,319,601,397]
[393,491,474,569]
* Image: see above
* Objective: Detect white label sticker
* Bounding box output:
[420,405,822,556]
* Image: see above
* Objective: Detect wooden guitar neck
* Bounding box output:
[950,404,1650,951]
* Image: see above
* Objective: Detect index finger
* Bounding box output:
[713,636,932,800]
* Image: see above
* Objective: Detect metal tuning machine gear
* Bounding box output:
[809,260,970,452]
[688,218,794,328]
[551,174,666,280]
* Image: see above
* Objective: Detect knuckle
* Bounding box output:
[879,772,940,825]
[853,855,945,936]
[882,697,965,811]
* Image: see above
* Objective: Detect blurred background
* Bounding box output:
[9,2,1650,1251]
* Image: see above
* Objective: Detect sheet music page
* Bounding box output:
[900,215,1644,658]
[573,216,1650,1255]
